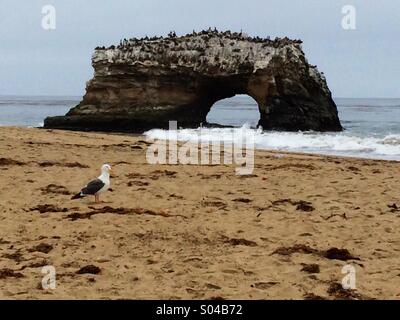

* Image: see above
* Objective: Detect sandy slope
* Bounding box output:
[0,126,399,300]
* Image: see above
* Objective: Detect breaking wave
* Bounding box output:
[145,124,400,161]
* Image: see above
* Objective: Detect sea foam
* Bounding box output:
[145,124,400,161]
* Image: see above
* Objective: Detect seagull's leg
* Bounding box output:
[95,194,99,203]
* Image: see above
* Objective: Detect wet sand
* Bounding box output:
[0,126,399,299]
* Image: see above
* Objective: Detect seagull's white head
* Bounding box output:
[101,164,112,174]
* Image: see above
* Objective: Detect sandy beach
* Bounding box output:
[0,126,399,300]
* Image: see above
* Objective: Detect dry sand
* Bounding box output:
[0,126,399,300]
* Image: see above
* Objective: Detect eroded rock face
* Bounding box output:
[44,30,342,132]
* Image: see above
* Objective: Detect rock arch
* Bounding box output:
[44,30,342,132]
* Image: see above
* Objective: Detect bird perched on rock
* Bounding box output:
[71,164,111,203]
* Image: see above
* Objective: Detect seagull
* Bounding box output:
[71,164,111,203]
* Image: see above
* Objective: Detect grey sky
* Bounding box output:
[1,0,399,97]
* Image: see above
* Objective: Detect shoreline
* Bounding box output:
[0,126,399,299]
[29,125,399,163]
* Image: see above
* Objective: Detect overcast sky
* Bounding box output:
[1,0,399,97]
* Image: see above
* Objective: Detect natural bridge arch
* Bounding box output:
[44,30,342,132]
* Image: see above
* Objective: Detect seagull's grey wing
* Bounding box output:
[81,178,105,195]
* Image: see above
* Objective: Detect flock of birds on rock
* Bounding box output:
[94,28,302,51]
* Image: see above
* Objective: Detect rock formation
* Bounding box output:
[44,29,342,132]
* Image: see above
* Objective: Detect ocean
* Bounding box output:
[0,95,399,161]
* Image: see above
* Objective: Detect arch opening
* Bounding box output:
[205,94,260,128]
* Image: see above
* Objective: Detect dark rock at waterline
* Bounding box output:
[44,30,342,132]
